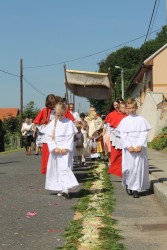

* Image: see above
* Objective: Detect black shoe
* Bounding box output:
[126,185,133,195]
[63,192,70,199]
[133,191,139,198]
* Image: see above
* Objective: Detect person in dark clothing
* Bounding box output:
[0,120,5,152]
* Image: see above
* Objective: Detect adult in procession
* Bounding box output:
[85,108,103,159]
[21,117,34,156]
[105,101,127,177]
[45,102,79,198]
[33,94,74,174]
[68,103,81,123]
[117,98,151,198]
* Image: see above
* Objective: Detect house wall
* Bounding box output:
[131,70,152,107]
[130,46,167,141]
[152,48,167,98]
[138,92,167,141]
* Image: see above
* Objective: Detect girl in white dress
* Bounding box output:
[45,102,79,198]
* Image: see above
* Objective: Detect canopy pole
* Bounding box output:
[73,93,75,106]
[64,64,69,104]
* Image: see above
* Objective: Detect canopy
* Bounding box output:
[64,69,113,100]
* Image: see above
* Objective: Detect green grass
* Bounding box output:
[0,148,24,155]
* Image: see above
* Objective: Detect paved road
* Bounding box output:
[111,148,167,250]
[0,151,82,250]
[1,149,167,250]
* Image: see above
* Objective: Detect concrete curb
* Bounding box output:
[149,174,167,208]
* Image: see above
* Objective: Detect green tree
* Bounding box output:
[1,101,40,151]
[88,99,109,115]
[23,101,40,120]
[99,46,140,100]
[90,25,167,113]
[2,115,20,134]
[139,25,167,62]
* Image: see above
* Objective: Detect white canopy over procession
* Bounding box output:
[64,67,113,101]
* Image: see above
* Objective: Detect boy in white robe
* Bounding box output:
[117,98,151,198]
[45,102,79,198]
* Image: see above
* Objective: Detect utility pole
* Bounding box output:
[20,59,23,147]
[121,68,124,100]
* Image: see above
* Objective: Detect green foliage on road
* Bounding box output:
[57,162,126,250]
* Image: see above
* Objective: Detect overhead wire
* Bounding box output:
[24,28,161,69]
[147,0,161,40]
[144,0,159,43]
[23,77,47,97]
[0,27,163,97]
[21,28,162,97]
[0,69,19,77]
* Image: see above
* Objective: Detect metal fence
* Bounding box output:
[4,134,21,151]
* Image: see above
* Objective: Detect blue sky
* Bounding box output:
[0,0,166,112]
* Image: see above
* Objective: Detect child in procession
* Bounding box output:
[73,122,85,166]
[45,102,79,198]
[117,98,151,198]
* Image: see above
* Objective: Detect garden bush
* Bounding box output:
[148,126,167,150]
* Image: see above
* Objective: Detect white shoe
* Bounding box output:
[57,193,63,197]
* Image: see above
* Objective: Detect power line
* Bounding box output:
[0,26,162,101]
[23,76,47,97]
[144,0,159,43]
[24,28,161,69]
[0,68,46,97]
[0,69,19,77]
[147,0,161,40]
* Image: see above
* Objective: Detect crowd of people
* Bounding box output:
[21,94,151,199]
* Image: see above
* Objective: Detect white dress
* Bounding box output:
[45,118,79,192]
[70,111,81,122]
[103,123,111,153]
[117,114,152,192]
[81,128,90,153]
[36,110,55,143]
[35,129,43,147]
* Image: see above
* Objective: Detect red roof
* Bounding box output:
[0,108,19,121]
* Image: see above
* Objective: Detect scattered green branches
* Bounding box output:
[98,168,126,250]
[57,162,126,249]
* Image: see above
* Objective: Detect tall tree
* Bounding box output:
[23,101,40,120]
[89,25,167,114]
